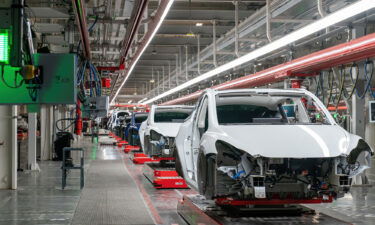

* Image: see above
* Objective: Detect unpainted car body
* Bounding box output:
[107,110,130,131]
[140,105,194,157]
[126,112,148,146]
[174,88,373,202]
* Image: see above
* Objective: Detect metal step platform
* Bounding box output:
[143,162,189,189]
[177,194,350,225]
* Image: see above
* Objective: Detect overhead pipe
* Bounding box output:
[266,0,272,42]
[185,45,188,81]
[110,0,175,103]
[168,61,171,89]
[162,32,375,105]
[197,34,201,74]
[234,1,240,57]
[212,20,218,67]
[175,54,179,85]
[119,0,149,65]
[162,66,165,92]
[72,0,91,59]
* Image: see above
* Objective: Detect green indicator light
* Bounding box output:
[0,29,10,65]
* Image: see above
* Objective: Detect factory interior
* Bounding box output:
[1,0,375,224]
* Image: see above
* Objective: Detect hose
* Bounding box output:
[347,63,359,99]
[55,118,76,132]
[335,65,346,109]
[356,60,374,99]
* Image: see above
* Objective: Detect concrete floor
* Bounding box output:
[0,137,374,225]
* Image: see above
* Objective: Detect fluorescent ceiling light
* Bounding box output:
[195,22,203,27]
[143,0,375,104]
[138,97,148,103]
[110,0,175,104]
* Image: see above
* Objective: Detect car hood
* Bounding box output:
[153,123,183,138]
[216,125,350,158]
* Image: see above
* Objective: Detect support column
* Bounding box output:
[41,105,53,160]
[28,112,39,170]
[0,106,17,189]
[351,26,366,138]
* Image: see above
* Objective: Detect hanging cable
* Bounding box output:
[88,16,98,32]
[55,118,76,132]
[335,65,346,109]
[357,59,374,99]
[345,62,359,99]
[326,69,335,107]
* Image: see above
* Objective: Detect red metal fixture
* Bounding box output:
[117,140,128,147]
[124,145,140,153]
[97,65,125,72]
[132,153,160,164]
[75,100,82,135]
[101,78,111,88]
[291,79,303,89]
[143,162,189,189]
[162,33,375,105]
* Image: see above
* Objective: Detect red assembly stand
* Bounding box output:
[131,153,160,164]
[117,140,128,147]
[124,145,140,153]
[143,161,189,189]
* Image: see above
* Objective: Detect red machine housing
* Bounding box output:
[101,78,111,88]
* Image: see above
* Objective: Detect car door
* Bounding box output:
[190,97,208,180]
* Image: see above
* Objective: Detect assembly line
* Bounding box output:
[0,0,375,224]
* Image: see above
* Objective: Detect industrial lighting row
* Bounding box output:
[110,0,175,105]
[139,0,375,104]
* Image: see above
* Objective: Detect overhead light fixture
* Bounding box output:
[150,79,155,83]
[143,0,375,104]
[138,97,148,103]
[195,22,203,27]
[110,0,175,104]
[128,100,133,104]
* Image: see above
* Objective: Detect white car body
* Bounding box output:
[140,105,194,157]
[174,88,373,203]
[107,110,130,130]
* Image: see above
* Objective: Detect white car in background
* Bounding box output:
[140,105,194,158]
[107,110,130,131]
[174,88,373,203]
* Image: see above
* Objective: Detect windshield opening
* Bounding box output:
[215,93,331,125]
[154,108,193,123]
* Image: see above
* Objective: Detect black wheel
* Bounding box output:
[197,151,216,200]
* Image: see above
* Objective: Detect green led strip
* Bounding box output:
[0,29,10,65]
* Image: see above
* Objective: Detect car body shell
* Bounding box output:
[175,88,374,192]
[139,105,194,156]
